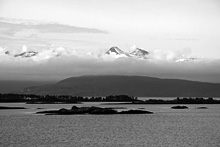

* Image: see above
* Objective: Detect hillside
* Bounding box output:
[22,75,220,97]
[0,81,54,93]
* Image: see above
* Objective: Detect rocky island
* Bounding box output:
[36,106,153,115]
[171,106,188,109]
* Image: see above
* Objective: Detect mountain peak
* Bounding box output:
[105,46,150,59]
[106,46,126,55]
[14,51,38,58]
[130,48,149,58]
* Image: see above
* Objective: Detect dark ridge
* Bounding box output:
[21,75,220,97]
[0,106,26,109]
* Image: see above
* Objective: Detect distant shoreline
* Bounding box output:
[0,93,220,104]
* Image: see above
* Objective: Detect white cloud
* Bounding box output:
[149,48,191,61]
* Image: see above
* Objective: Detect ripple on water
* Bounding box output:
[1,110,220,147]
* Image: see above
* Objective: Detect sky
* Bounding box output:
[0,0,220,82]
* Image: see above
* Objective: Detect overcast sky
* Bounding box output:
[0,0,220,82]
[0,0,220,57]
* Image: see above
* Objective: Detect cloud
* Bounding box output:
[0,18,107,37]
[149,48,192,61]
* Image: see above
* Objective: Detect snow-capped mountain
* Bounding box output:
[4,45,38,58]
[1,44,199,63]
[105,46,129,56]
[175,58,197,62]
[130,48,149,59]
[14,51,38,58]
[105,46,149,59]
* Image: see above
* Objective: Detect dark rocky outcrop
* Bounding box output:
[36,106,153,115]
[196,107,208,109]
[171,105,188,109]
[120,109,153,114]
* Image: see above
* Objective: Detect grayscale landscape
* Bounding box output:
[0,0,220,147]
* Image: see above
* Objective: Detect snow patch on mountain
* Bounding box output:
[175,58,198,62]
[105,46,130,58]
[130,48,149,59]
[14,51,38,58]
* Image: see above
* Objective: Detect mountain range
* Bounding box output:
[21,75,220,97]
[2,45,196,62]
[105,46,149,59]
[4,46,150,59]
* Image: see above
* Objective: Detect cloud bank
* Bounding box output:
[0,18,107,37]
[0,45,220,83]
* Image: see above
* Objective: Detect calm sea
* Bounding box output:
[0,102,220,147]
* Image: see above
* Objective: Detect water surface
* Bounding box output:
[0,103,220,147]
